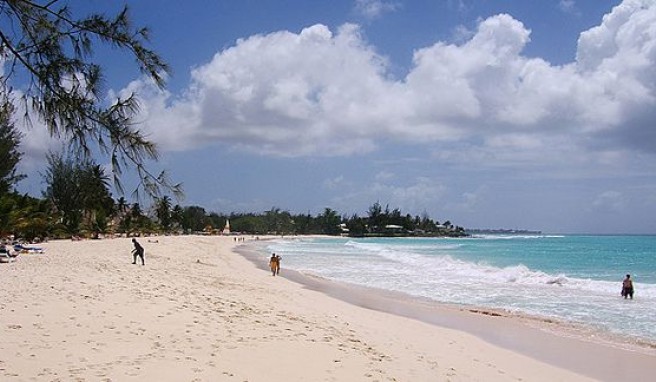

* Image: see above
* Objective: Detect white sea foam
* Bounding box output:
[264,236,656,343]
[470,234,565,240]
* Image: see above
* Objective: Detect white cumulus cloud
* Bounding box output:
[128,0,656,169]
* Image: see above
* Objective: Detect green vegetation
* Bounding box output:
[0,100,25,195]
[2,173,466,240]
[0,1,185,240]
[0,2,465,242]
[1,117,465,240]
[0,0,181,199]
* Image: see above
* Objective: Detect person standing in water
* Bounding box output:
[621,274,634,299]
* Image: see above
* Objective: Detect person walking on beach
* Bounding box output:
[131,238,145,266]
[269,253,281,276]
[621,274,634,299]
[269,253,277,276]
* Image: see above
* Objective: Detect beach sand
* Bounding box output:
[1,236,654,381]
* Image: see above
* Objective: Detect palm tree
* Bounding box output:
[170,204,184,233]
[318,208,341,235]
[79,163,113,237]
[7,195,57,241]
[367,202,384,232]
[155,196,172,232]
[264,207,282,234]
[116,197,128,215]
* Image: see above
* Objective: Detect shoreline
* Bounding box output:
[2,235,654,381]
[238,237,656,381]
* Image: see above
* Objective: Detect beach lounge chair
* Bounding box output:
[13,243,44,254]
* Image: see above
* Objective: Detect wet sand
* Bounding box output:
[239,238,656,381]
[1,235,653,381]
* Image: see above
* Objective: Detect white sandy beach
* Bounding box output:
[1,236,654,381]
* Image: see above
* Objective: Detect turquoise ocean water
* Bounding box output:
[261,235,656,345]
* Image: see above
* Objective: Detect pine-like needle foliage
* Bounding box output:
[0,0,182,199]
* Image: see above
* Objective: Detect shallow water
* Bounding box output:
[262,235,656,344]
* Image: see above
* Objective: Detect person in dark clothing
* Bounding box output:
[621,274,634,299]
[132,238,145,265]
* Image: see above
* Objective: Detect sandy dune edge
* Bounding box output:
[0,236,646,381]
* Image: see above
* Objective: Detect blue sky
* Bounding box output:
[12,0,656,234]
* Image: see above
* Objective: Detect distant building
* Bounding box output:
[384,224,404,234]
[339,223,350,236]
